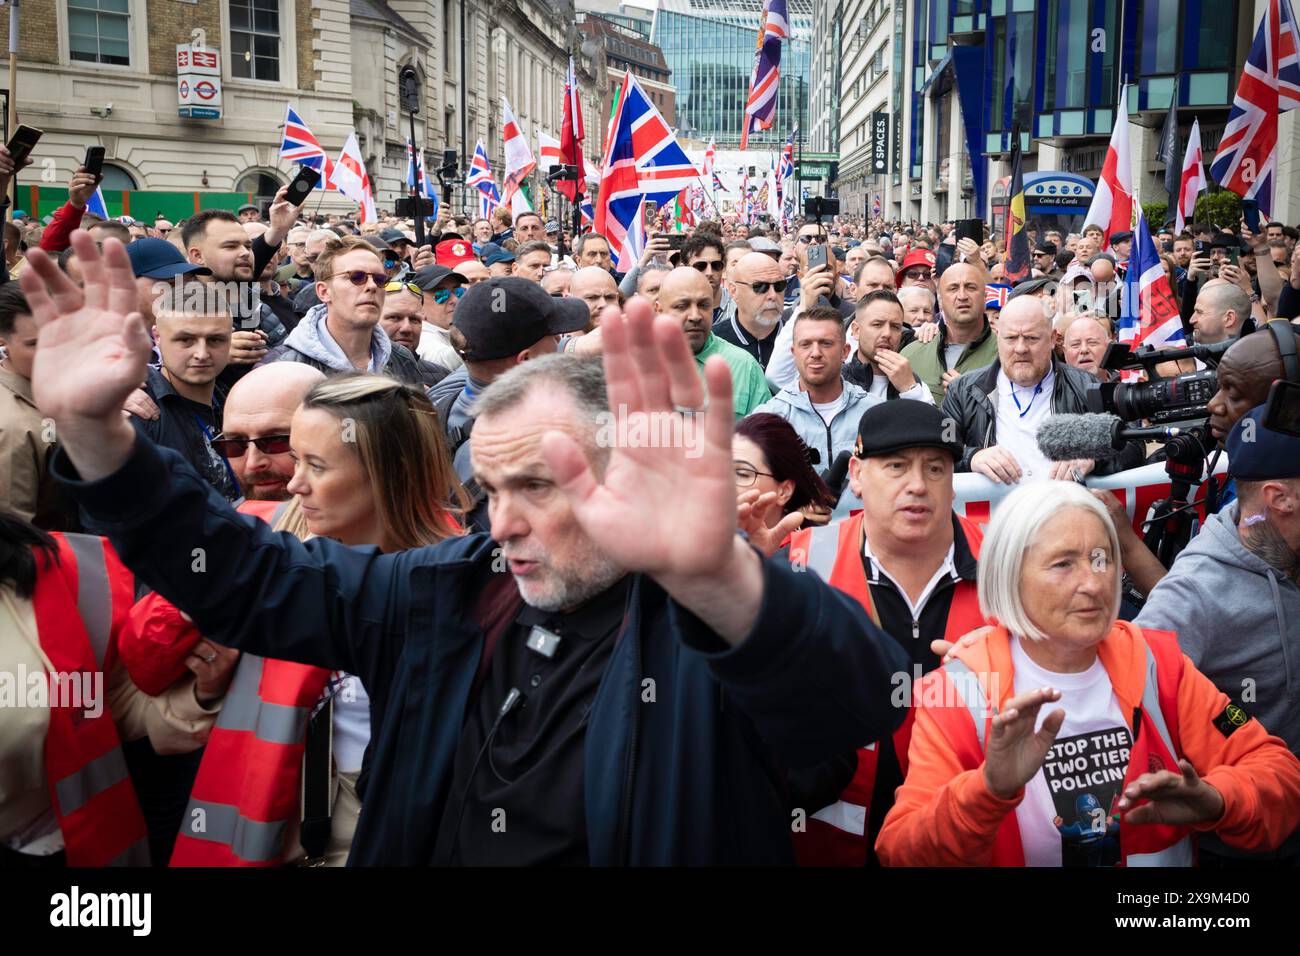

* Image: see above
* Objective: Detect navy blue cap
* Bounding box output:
[482,242,515,266]
[126,238,212,279]
[1109,231,1133,244]
[1227,404,1300,480]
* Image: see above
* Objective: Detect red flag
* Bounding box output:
[559,56,585,203]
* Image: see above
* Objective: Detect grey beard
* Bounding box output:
[1240,517,1300,585]
[521,551,626,613]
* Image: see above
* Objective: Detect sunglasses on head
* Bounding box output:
[691,260,725,272]
[210,434,292,459]
[384,280,423,300]
[737,278,789,295]
[331,270,388,288]
[432,286,466,304]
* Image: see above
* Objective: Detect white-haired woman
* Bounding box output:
[876,481,1300,867]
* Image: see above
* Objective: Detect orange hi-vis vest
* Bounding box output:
[168,500,334,866]
[35,534,150,866]
[926,622,1194,866]
[786,511,987,866]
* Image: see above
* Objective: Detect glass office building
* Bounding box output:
[650,0,812,148]
[902,0,1245,219]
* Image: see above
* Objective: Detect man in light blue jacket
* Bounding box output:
[756,306,883,513]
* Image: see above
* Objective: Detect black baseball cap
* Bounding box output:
[411,264,465,291]
[453,277,590,361]
[379,227,410,245]
[853,401,963,461]
[1033,241,1057,255]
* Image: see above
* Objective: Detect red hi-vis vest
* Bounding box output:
[34,534,150,866]
[929,623,1194,867]
[168,499,333,866]
[786,512,987,866]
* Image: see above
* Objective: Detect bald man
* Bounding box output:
[715,251,788,369]
[657,266,773,419]
[942,296,1139,482]
[453,259,490,286]
[569,266,620,330]
[902,260,999,404]
[1191,279,1254,345]
[218,362,326,499]
[1061,314,1113,381]
[1208,324,1300,442]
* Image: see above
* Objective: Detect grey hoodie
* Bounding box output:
[276,303,392,373]
[1136,502,1299,748]
[1134,502,1300,856]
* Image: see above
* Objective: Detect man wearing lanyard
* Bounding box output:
[940,296,1139,483]
[130,298,240,501]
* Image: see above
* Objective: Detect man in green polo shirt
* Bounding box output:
[655,266,773,419]
[901,260,999,404]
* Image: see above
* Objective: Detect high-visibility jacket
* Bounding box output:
[123,499,284,696]
[33,533,150,866]
[786,511,987,866]
[877,622,1300,866]
[143,498,332,867]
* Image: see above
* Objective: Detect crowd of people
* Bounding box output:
[2,143,1299,869]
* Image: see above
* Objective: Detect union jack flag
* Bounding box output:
[466,139,501,219]
[712,172,728,192]
[1118,209,1185,379]
[406,139,439,219]
[1209,0,1300,217]
[280,104,337,188]
[739,0,789,149]
[593,73,700,271]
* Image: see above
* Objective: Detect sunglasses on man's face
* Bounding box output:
[210,434,292,459]
[330,270,388,288]
[797,234,827,245]
[432,286,466,304]
[691,260,725,272]
[736,278,789,295]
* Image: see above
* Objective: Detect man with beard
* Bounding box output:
[844,290,934,402]
[1135,407,1300,866]
[213,362,326,500]
[26,232,907,865]
[656,266,772,420]
[715,252,788,368]
[182,193,303,388]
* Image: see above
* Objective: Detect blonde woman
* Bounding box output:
[124,374,467,866]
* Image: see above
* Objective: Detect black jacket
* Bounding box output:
[54,438,910,865]
[940,357,1143,475]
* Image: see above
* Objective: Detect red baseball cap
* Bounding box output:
[895,248,937,280]
[435,238,476,267]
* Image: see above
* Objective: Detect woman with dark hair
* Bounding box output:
[734,412,837,530]
[0,511,221,867]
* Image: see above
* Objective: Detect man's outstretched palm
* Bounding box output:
[541,299,738,582]
[20,231,151,422]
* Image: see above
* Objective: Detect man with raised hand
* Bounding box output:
[22,230,907,866]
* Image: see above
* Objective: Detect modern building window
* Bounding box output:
[1182,0,1236,71]
[1140,0,1179,75]
[230,0,280,82]
[68,0,130,66]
